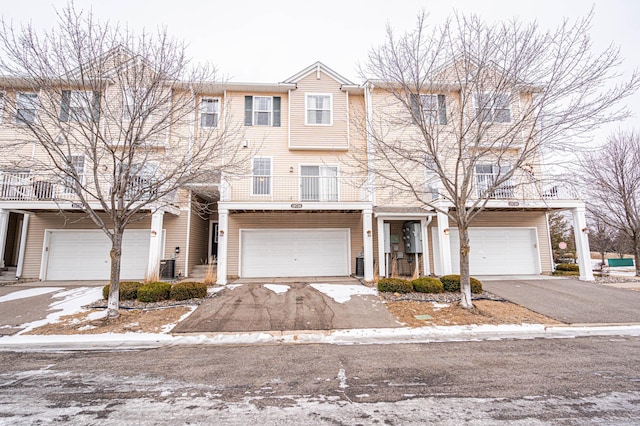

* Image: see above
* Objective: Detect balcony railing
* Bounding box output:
[476,173,515,199]
[220,175,371,203]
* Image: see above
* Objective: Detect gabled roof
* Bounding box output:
[281,61,356,86]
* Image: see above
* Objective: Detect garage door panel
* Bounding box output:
[46,230,150,280]
[449,228,538,275]
[241,229,349,278]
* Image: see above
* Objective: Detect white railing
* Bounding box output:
[475,173,515,199]
[221,175,371,203]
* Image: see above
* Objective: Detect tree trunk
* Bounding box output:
[107,231,123,319]
[458,225,474,309]
[634,240,640,278]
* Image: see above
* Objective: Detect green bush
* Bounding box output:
[137,282,172,303]
[411,277,444,293]
[102,281,142,300]
[440,275,483,294]
[552,270,580,276]
[170,281,207,301]
[377,277,414,293]
[555,263,579,272]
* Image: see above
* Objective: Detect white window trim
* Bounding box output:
[62,154,86,194]
[304,93,333,126]
[299,164,340,202]
[473,92,512,124]
[15,92,39,125]
[253,96,273,127]
[199,97,221,129]
[251,156,273,197]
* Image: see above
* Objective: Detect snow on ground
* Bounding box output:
[207,284,243,295]
[0,287,63,303]
[310,284,377,304]
[161,306,198,334]
[263,284,290,295]
[16,287,103,335]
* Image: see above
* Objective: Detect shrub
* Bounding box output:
[137,282,172,302]
[102,281,142,300]
[440,275,483,294]
[552,270,580,276]
[555,263,579,272]
[377,277,413,293]
[170,281,207,300]
[411,277,444,293]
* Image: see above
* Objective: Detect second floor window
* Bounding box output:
[305,94,332,125]
[474,93,512,123]
[16,92,39,124]
[200,98,220,128]
[252,157,271,196]
[60,90,101,122]
[300,165,338,201]
[244,96,281,127]
[62,155,85,193]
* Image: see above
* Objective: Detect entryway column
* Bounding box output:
[363,209,374,282]
[15,213,28,278]
[437,210,452,275]
[216,209,228,285]
[376,216,386,278]
[0,210,9,268]
[572,205,594,281]
[420,218,430,276]
[146,211,164,280]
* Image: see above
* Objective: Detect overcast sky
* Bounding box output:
[2,0,639,144]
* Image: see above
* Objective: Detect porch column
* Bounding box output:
[216,209,229,285]
[377,216,386,278]
[146,211,164,280]
[15,213,29,278]
[420,218,430,276]
[437,210,452,275]
[362,209,374,282]
[0,210,9,268]
[572,205,594,281]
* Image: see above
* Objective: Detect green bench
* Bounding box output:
[607,258,635,267]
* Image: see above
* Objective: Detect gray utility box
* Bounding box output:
[402,221,423,254]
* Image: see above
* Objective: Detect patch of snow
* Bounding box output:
[310,284,377,304]
[0,287,63,303]
[355,394,370,398]
[161,305,197,334]
[207,286,226,294]
[431,302,450,310]
[15,287,103,335]
[337,368,348,388]
[86,310,107,321]
[263,284,290,295]
[77,325,96,331]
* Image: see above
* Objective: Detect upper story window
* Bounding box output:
[62,154,85,193]
[474,92,512,123]
[60,90,101,122]
[122,87,155,121]
[0,91,5,124]
[16,92,39,125]
[305,93,332,125]
[300,165,338,201]
[244,96,281,127]
[199,98,220,128]
[252,157,272,196]
[410,94,447,125]
[475,164,514,199]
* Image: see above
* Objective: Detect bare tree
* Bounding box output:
[582,131,640,276]
[587,213,614,268]
[0,4,244,317]
[360,11,638,308]
[549,212,575,262]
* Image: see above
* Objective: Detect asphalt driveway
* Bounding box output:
[173,281,400,333]
[482,278,640,324]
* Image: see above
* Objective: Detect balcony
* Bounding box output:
[220,175,371,203]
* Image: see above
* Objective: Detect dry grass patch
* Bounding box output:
[386,300,563,327]
[25,307,193,335]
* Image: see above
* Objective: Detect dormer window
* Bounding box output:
[16,92,39,124]
[474,92,512,123]
[305,93,332,125]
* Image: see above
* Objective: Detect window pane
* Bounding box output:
[254,111,271,126]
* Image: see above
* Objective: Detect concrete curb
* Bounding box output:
[1,323,640,352]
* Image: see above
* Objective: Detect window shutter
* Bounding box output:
[410,94,420,124]
[244,96,253,126]
[92,91,101,122]
[59,90,71,122]
[273,96,281,127]
[437,94,447,125]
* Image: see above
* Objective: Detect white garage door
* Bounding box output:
[45,230,151,280]
[433,227,539,275]
[240,229,350,278]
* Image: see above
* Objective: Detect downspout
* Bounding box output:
[183,85,197,278]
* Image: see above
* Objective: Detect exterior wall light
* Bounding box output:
[219,230,225,237]
[367,229,372,237]
[443,228,450,235]
[582,227,589,234]
[289,167,294,173]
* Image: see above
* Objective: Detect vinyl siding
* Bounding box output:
[226,211,363,277]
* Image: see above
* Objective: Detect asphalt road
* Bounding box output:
[1,336,639,424]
